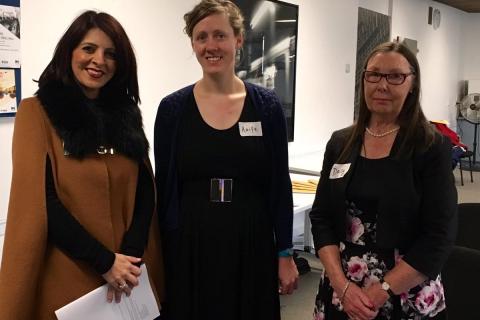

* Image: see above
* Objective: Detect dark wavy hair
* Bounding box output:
[339,41,435,161]
[37,10,140,104]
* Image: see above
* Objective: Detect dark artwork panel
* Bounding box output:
[354,7,390,119]
[234,0,298,141]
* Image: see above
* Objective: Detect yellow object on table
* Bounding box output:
[292,179,319,193]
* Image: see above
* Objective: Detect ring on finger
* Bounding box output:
[118,281,127,290]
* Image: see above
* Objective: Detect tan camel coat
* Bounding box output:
[0,97,164,319]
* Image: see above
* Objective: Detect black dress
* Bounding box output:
[314,156,446,320]
[165,93,279,319]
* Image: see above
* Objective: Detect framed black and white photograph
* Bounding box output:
[234,0,299,141]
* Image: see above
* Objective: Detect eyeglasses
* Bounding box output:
[363,70,415,85]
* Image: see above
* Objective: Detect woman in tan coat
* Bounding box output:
[0,11,163,319]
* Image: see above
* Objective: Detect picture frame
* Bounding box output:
[234,0,299,141]
[0,0,21,118]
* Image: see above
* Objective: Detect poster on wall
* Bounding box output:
[0,0,21,117]
[0,4,20,68]
[233,0,299,142]
[0,69,16,114]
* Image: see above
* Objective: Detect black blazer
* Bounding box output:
[310,126,457,279]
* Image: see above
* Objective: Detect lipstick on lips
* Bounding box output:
[86,67,104,78]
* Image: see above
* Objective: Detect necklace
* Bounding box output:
[365,126,400,138]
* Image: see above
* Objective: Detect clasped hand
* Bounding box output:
[102,253,142,303]
[342,282,389,320]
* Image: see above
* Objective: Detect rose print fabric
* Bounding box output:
[313,157,446,319]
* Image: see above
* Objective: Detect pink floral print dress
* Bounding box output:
[313,157,446,320]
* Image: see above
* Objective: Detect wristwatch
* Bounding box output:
[380,279,395,297]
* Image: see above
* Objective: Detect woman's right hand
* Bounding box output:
[341,282,378,320]
[102,253,142,303]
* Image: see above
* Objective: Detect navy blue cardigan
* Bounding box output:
[153,82,293,251]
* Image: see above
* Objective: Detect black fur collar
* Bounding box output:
[37,81,149,160]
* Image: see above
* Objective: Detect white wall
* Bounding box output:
[287,0,358,169]
[0,0,200,224]
[1,0,360,222]
[391,0,465,126]
[0,0,203,258]
[0,0,475,249]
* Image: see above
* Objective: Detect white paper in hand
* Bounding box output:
[55,264,160,320]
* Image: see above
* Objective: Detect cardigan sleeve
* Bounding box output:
[402,135,458,279]
[154,97,175,228]
[0,99,49,319]
[269,95,293,251]
[309,133,342,250]
[154,86,193,231]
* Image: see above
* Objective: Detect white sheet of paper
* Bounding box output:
[55,264,160,320]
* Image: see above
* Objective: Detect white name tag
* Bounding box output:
[239,122,263,136]
[329,163,351,179]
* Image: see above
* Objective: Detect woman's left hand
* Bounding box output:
[278,256,299,295]
[107,284,129,303]
[363,282,389,311]
[103,253,142,303]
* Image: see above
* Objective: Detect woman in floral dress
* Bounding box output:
[310,41,457,320]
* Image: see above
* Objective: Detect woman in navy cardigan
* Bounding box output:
[153,1,298,319]
[310,42,457,320]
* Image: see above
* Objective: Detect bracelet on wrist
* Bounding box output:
[340,280,351,302]
[278,248,294,257]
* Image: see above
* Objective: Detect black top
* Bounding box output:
[163,93,279,319]
[153,82,293,251]
[310,127,457,279]
[313,156,447,319]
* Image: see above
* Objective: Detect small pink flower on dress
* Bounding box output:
[414,281,443,315]
[313,310,325,320]
[346,215,365,244]
[430,279,446,316]
[331,291,345,312]
[434,278,445,297]
[346,256,368,282]
[313,305,325,320]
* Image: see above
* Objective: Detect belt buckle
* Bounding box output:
[210,178,233,202]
